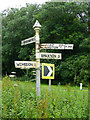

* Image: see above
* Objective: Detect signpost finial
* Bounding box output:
[33,20,41,28]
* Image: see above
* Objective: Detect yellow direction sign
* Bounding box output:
[42,63,55,79]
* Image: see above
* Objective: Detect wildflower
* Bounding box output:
[13,84,18,87]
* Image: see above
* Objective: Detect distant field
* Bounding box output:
[2,76,88,119]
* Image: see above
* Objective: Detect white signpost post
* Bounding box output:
[33,20,41,97]
[15,20,74,97]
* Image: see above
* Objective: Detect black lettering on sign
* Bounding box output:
[29,63,33,66]
[41,54,47,57]
[58,55,60,58]
[41,54,43,57]
[24,63,27,66]
[20,63,23,66]
[68,46,72,48]
[50,54,56,58]
[16,63,34,67]
[54,55,56,58]
[54,46,58,49]
[16,63,20,66]
[48,54,49,57]
[24,63,26,66]
[44,54,46,57]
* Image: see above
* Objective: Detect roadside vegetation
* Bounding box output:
[2,76,88,119]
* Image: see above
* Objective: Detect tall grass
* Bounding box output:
[2,76,88,119]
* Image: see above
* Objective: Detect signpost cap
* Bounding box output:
[33,20,41,28]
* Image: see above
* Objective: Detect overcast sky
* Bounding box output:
[0,0,51,12]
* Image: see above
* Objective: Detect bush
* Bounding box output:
[56,54,89,86]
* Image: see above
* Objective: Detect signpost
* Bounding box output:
[15,61,36,69]
[14,20,74,97]
[40,43,73,50]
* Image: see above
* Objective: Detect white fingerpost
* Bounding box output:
[33,20,41,96]
[49,79,51,91]
[80,83,82,90]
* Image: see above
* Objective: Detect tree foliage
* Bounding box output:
[56,54,89,86]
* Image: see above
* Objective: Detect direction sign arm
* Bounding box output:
[21,37,35,46]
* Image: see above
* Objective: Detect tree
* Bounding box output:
[56,54,89,86]
[2,4,40,75]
